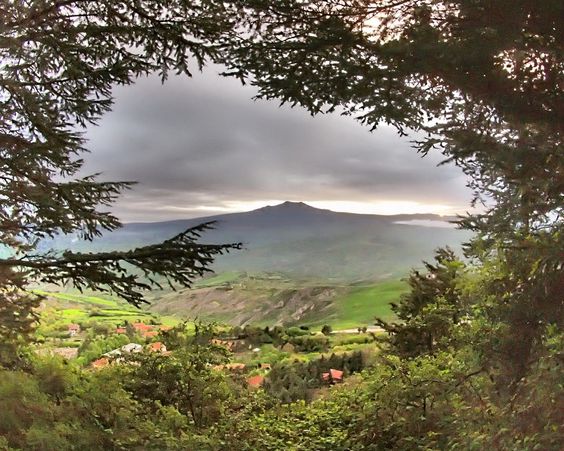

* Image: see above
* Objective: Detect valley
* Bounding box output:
[36,273,406,332]
[36,202,468,336]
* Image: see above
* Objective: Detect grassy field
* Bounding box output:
[332,280,407,328]
[307,279,408,329]
[35,274,408,331]
[193,271,244,288]
[36,290,180,328]
[34,290,117,307]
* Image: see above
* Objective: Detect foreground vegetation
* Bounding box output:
[1,251,562,450]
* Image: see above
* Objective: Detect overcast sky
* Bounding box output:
[83,68,472,222]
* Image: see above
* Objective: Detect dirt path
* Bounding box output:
[327,326,385,334]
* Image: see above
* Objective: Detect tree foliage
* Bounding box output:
[122,323,231,428]
[215,1,562,447]
[0,0,245,365]
[215,0,563,384]
[376,247,466,358]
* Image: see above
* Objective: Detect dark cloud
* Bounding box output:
[83,68,471,222]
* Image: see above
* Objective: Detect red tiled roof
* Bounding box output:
[143,331,158,338]
[247,375,265,388]
[148,342,166,352]
[133,323,153,332]
[322,369,344,382]
[115,327,126,334]
[91,357,109,369]
[68,323,80,330]
[330,369,344,381]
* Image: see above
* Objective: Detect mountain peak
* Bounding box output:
[259,201,317,211]
[278,201,311,208]
[253,201,324,216]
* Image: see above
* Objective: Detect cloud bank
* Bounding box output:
[83,69,471,222]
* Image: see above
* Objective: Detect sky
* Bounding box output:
[83,67,472,222]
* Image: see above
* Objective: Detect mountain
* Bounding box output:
[48,201,471,281]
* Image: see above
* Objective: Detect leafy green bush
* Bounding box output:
[285,327,310,337]
[288,335,329,353]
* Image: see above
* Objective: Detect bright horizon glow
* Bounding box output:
[307,200,458,216]
[178,199,464,216]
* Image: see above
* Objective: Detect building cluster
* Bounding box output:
[91,340,169,368]
[115,322,172,338]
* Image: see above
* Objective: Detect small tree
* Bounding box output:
[376,248,466,359]
[321,324,333,336]
[123,323,230,428]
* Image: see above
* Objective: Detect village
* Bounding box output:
[41,319,373,400]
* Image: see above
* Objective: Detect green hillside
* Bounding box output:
[36,273,407,330]
[311,280,408,329]
[35,290,180,331]
[146,273,407,328]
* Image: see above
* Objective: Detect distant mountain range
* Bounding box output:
[47,201,471,281]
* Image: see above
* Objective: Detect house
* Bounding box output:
[148,342,167,353]
[104,348,122,358]
[121,343,143,353]
[68,323,80,337]
[132,322,153,333]
[322,368,344,384]
[142,330,158,339]
[247,375,265,388]
[91,357,109,369]
[93,342,148,368]
[115,327,126,334]
[211,339,236,352]
[258,362,272,370]
[104,342,143,358]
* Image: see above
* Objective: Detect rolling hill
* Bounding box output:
[148,273,408,328]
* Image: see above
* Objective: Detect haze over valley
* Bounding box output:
[44,201,471,327]
[53,201,469,282]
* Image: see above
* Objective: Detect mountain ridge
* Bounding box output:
[48,201,470,281]
[121,201,458,227]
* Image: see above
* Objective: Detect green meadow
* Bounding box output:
[35,275,407,332]
[332,279,407,328]
[193,271,243,288]
[307,279,407,329]
[35,290,181,329]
